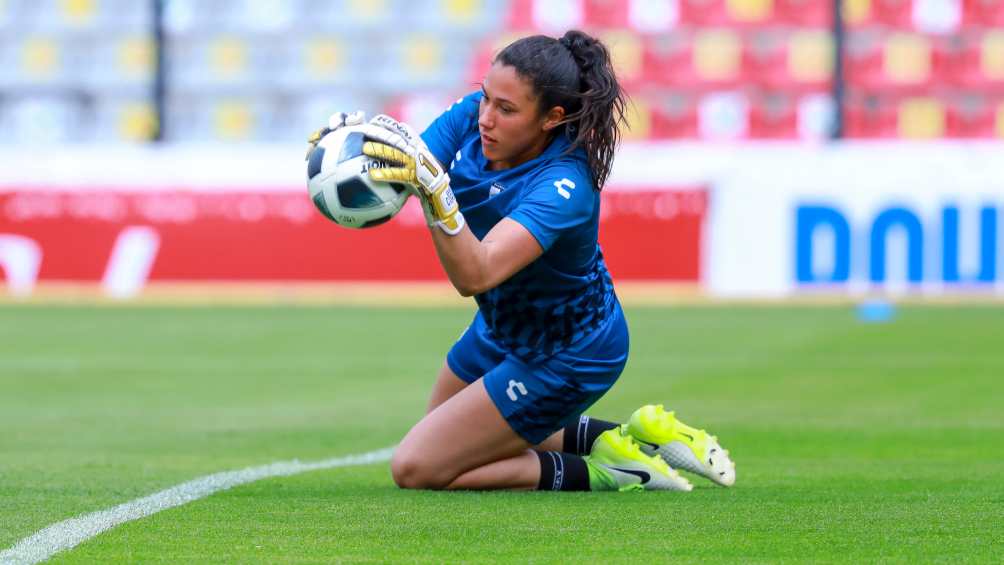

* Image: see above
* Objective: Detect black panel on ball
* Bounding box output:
[338,132,367,163]
[361,214,393,228]
[307,146,325,179]
[337,178,382,209]
[390,183,408,194]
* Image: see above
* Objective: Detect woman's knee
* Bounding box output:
[390,448,454,490]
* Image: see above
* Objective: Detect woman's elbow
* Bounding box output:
[452,277,490,297]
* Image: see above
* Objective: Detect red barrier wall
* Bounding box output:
[0,187,706,291]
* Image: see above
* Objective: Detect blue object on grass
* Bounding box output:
[857,299,896,323]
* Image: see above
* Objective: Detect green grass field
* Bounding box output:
[2,305,1002,563]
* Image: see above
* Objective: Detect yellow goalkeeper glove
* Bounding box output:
[360,115,465,236]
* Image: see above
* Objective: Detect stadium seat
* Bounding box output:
[698,91,750,139]
[948,31,1004,91]
[506,0,584,31]
[897,96,945,138]
[601,29,644,88]
[79,35,154,89]
[911,0,961,34]
[963,0,1004,27]
[0,95,85,143]
[622,95,653,140]
[945,94,1004,137]
[677,0,779,26]
[642,30,744,89]
[844,93,899,137]
[745,30,833,91]
[845,31,934,92]
[626,0,681,33]
[748,92,800,138]
[583,0,630,28]
[648,91,700,138]
[92,96,157,142]
[869,0,913,28]
[774,0,830,27]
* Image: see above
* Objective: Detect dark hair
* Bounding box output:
[494,30,626,191]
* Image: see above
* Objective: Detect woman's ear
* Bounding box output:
[541,106,566,132]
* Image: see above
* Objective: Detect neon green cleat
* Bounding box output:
[586,429,693,492]
[625,404,736,487]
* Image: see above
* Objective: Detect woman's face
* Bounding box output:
[478,63,563,171]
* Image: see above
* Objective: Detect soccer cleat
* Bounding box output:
[625,404,736,487]
[586,429,693,492]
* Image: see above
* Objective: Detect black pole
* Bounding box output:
[152,0,166,142]
[832,0,845,140]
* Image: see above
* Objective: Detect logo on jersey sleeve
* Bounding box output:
[554,178,576,199]
[489,182,505,197]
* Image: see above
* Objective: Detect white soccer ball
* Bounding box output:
[306,125,410,229]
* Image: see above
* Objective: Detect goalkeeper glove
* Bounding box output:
[360,115,465,236]
[305,110,366,158]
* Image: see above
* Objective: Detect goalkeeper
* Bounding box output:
[312,30,735,491]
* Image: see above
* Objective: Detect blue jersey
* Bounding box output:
[421,92,618,361]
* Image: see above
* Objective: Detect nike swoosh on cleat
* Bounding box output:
[638,440,660,451]
[679,432,694,441]
[611,467,651,484]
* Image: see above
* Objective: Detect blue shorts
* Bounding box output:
[446,301,629,444]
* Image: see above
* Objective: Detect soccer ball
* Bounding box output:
[306,125,410,229]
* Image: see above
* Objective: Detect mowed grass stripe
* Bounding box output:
[1,306,1001,563]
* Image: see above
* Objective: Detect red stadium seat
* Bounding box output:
[947,32,1004,92]
[748,92,800,138]
[946,95,1004,138]
[583,0,630,28]
[679,0,778,26]
[642,30,745,89]
[648,92,700,138]
[845,93,900,137]
[963,0,1004,27]
[774,0,830,27]
[870,0,913,28]
[845,31,934,93]
[744,30,833,91]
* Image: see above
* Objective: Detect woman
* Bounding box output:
[314,30,735,491]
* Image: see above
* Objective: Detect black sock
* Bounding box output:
[536,451,591,491]
[562,416,620,455]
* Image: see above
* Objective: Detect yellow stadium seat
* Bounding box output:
[898,97,944,139]
[442,0,481,24]
[60,0,97,27]
[982,31,1004,81]
[118,102,157,141]
[305,38,343,75]
[842,0,870,25]
[601,30,642,84]
[21,37,60,79]
[403,36,443,76]
[622,97,652,140]
[214,101,254,140]
[694,30,741,81]
[789,31,833,83]
[348,0,388,22]
[884,33,930,84]
[209,37,248,79]
[117,37,154,78]
[727,0,773,23]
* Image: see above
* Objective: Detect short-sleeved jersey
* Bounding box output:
[421,91,618,361]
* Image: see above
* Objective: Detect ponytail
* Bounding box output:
[495,30,627,190]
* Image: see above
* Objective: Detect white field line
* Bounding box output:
[0,447,395,565]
